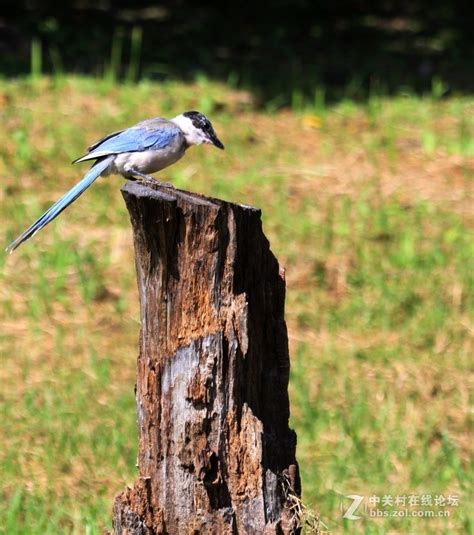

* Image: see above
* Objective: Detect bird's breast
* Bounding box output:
[114,144,186,175]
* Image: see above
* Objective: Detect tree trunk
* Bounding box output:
[112,182,301,534]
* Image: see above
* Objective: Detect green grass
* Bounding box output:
[287,200,472,533]
[0,76,472,533]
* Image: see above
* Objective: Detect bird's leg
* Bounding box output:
[125,167,174,189]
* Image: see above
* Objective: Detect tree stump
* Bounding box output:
[112,182,301,534]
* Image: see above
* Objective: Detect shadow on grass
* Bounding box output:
[0,1,472,105]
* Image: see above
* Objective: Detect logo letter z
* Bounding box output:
[342,495,364,520]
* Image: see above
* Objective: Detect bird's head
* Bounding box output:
[172,111,224,150]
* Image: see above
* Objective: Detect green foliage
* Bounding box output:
[30,39,42,82]
[126,27,143,84]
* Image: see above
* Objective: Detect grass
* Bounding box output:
[0,75,472,534]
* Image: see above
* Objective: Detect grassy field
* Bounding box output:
[0,76,472,534]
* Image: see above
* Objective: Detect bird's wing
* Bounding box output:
[86,128,126,152]
[73,120,182,164]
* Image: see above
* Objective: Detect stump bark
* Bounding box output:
[112,182,301,534]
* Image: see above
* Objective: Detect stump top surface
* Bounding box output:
[121,181,260,214]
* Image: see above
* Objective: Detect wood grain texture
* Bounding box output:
[112,182,301,534]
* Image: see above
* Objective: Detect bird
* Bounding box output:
[6,111,224,253]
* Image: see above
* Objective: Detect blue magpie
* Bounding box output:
[6,111,224,253]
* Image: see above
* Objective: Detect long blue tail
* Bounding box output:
[6,156,114,254]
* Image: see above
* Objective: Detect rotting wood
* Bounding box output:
[111,181,301,534]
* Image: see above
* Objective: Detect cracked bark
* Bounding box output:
[111,182,301,534]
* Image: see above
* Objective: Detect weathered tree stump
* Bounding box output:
[112,182,301,534]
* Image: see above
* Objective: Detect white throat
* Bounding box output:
[171,114,207,146]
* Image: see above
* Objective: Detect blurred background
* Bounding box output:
[0,1,472,533]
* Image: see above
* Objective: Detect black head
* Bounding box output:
[183,111,225,149]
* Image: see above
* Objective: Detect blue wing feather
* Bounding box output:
[95,128,177,153]
[74,120,181,163]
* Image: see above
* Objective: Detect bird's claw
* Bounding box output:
[126,168,175,189]
[137,177,175,189]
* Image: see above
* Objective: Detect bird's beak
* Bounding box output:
[207,133,225,150]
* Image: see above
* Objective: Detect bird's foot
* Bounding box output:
[137,177,175,189]
[125,167,175,189]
